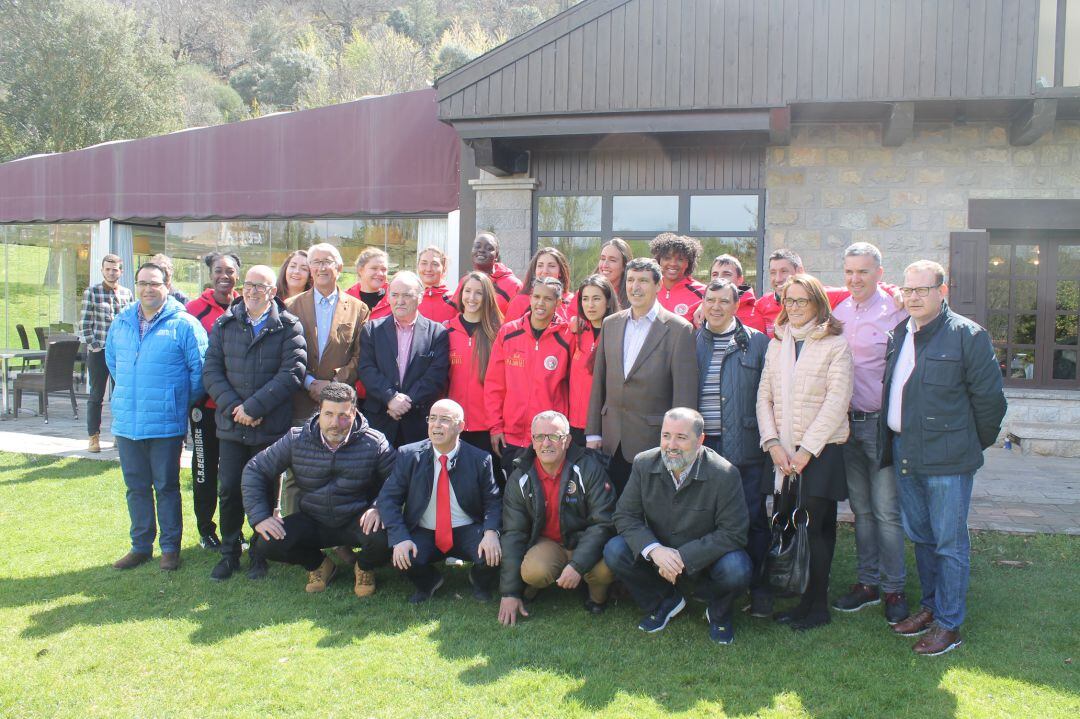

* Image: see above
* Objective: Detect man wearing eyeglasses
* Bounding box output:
[286,243,369,421]
[880,260,1006,656]
[202,265,307,581]
[497,411,616,626]
[374,399,502,603]
[106,262,208,571]
[358,271,450,447]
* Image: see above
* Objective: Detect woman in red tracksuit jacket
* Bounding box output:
[416,245,458,323]
[650,233,707,325]
[484,277,573,477]
[444,271,505,484]
[345,247,391,320]
[569,275,620,446]
[185,252,241,550]
[502,246,574,323]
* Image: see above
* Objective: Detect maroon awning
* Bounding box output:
[0,88,459,223]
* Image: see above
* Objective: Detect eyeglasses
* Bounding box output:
[426,415,458,426]
[242,282,273,293]
[531,433,568,444]
[899,284,943,297]
[782,297,811,308]
[135,281,165,289]
[309,259,337,268]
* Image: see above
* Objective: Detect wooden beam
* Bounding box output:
[769,107,791,145]
[969,198,1080,230]
[1009,98,1057,146]
[881,102,914,147]
[465,138,528,177]
[453,109,773,139]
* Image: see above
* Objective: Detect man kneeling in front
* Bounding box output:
[604,408,751,644]
[498,411,616,626]
[241,382,395,596]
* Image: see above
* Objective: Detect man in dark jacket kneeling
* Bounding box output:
[604,408,751,645]
[242,382,395,596]
[203,265,306,582]
[375,398,502,604]
[498,411,616,626]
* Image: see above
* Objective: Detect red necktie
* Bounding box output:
[435,455,453,554]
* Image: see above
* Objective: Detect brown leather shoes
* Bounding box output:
[892,608,934,637]
[913,623,963,656]
[112,551,151,570]
[159,552,180,571]
[88,434,101,453]
[354,564,376,598]
[305,556,337,593]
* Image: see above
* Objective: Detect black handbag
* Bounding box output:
[766,473,811,595]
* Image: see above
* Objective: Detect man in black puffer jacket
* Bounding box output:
[203,265,307,582]
[242,382,396,597]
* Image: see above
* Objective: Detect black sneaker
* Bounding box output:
[210,555,240,581]
[790,609,831,631]
[832,583,881,612]
[468,566,493,602]
[744,593,774,618]
[705,607,735,644]
[408,574,445,605]
[246,556,269,581]
[884,591,910,625]
[638,592,686,633]
[199,534,221,551]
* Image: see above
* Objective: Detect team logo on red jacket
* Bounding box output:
[674,303,689,316]
[544,355,559,371]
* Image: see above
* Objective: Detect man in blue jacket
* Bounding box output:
[106,262,208,571]
[375,398,502,604]
[881,260,1006,656]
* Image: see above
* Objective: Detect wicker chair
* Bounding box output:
[13,339,80,423]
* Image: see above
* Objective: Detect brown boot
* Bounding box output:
[305,556,337,593]
[159,552,180,571]
[354,564,376,598]
[88,434,101,453]
[112,551,151,570]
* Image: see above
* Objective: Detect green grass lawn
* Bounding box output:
[0,452,1076,718]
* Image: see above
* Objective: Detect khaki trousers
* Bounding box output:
[520,537,614,603]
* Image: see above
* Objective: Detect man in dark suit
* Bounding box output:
[604,408,751,644]
[357,271,450,447]
[586,257,699,493]
[375,398,503,603]
[285,243,369,421]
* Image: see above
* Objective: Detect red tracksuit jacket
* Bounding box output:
[658,276,706,324]
[489,263,523,314]
[445,315,492,432]
[419,284,458,323]
[344,283,391,320]
[568,324,601,429]
[484,312,572,447]
[186,288,237,410]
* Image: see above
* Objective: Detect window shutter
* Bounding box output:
[948,231,988,327]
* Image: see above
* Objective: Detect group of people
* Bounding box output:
[79,230,1006,655]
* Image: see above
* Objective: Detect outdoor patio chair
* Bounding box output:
[13,324,41,371]
[34,326,48,349]
[13,338,80,423]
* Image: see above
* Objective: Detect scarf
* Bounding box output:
[775,320,820,488]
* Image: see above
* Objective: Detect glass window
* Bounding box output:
[544,237,602,290]
[690,195,760,232]
[537,196,601,233]
[695,236,760,287]
[612,196,678,232]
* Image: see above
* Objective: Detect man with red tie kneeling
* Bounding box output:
[375,399,503,604]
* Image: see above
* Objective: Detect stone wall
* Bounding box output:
[469,172,538,275]
[765,121,1080,286]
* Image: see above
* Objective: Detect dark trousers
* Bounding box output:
[400,524,498,591]
[604,535,752,617]
[607,445,634,496]
[85,349,111,436]
[462,430,505,489]
[498,443,527,479]
[189,405,220,538]
[252,511,391,571]
[218,439,272,558]
[777,493,838,613]
[570,427,587,447]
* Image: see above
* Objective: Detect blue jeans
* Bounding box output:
[115,435,185,555]
[843,418,906,592]
[603,535,752,617]
[892,437,973,630]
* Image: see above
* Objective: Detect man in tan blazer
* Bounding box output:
[587,257,699,493]
[286,243,369,421]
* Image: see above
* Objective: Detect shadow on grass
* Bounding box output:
[1,532,1077,716]
[0,453,113,486]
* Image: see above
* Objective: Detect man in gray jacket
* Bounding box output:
[695,278,772,618]
[604,408,751,644]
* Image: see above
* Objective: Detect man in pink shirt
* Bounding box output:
[830,243,911,626]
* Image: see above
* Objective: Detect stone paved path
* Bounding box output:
[2,406,1078,535]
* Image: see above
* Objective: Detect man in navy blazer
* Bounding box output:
[375,398,503,604]
[357,271,450,447]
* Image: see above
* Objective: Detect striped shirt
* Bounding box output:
[78,283,134,351]
[700,321,737,435]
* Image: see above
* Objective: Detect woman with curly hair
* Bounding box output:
[649,232,706,325]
